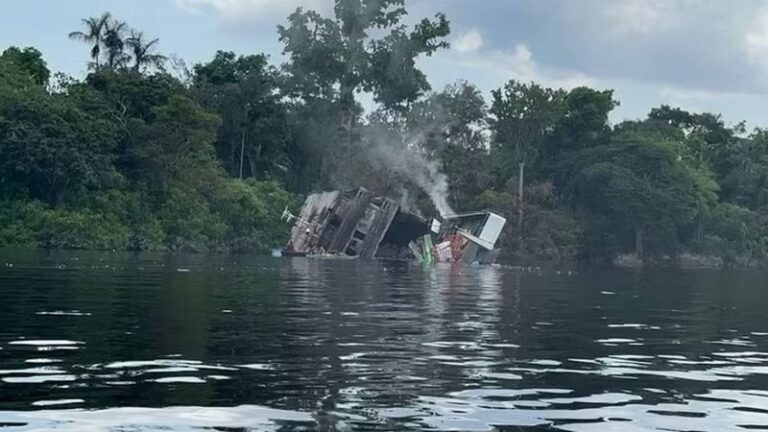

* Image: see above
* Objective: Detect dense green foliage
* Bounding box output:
[0,26,295,252]
[1,1,767,265]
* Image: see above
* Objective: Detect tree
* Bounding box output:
[8,9,768,263]
[490,81,565,247]
[717,129,768,210]
[125,30,166,73]
[476,182,582,262]
[68,12,111,70]
[699,203,768,267]
[70,13,166,74]
[193,51,291,181]
[0,67,120,206]
[277,0,450,172]
[103,18,129,69]
[85,68,183,123]
[128,94,221,195]
[544,87,618,181]
[568,122,717,262]
[0,47,50,86]
[649,105,736,174]
[407,82,491,209]
[284,96,346,192]
[367,12,451,112]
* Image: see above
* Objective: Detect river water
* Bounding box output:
[1,250,767,431]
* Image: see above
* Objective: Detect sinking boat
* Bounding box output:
[282,187,507,265]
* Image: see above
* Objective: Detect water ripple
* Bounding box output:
[0,253,767,430]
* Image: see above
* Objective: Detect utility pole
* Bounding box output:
[518,160,525,234]
[239,131,245,179]
[239,103,251,179]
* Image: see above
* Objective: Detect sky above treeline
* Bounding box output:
[3,0,768,127]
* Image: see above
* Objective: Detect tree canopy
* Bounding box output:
[1,3,767,266]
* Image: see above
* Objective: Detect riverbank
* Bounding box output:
[613,252,768,269]
[0,180,296,254]
[2,242,764,270]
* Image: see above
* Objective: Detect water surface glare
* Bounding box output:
[1,250,768,431]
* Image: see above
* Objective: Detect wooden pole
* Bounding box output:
[518,160,525,252]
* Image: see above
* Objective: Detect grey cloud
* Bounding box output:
[412,0,768,94]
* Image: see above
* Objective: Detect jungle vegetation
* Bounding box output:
[1,2,766,266]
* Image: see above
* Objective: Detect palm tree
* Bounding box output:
[67,12,111,70]
[125,30,167,73]
[103,19,129,69]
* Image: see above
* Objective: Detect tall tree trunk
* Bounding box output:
[635,225,644,262]
[517,160,525,253]
[254,141,263,179]
[230,136,237,177]
[695,215,704,242]
[52,175,69,209]
[239,128,245,179]
[239,105,250,179]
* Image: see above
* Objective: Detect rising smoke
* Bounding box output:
[403,148,455,218]
[363,122,456,218]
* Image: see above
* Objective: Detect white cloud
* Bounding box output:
[660,87,716,102]
[491,44,535,82]
[659,86,717,113]
[453,43,593,90]
[602,0,678,35]
[453,29,483,53]
[511,0,768,94]
[745,7,768,72]
[175,0,331,22]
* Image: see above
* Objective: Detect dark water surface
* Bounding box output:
[1,250,768,431]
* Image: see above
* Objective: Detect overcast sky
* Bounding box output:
[2,0,768,127]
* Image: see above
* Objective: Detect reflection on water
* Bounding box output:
[1,249,768,431]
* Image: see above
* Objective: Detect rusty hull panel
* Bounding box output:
[287,187,402,258]
[287,190,339,253]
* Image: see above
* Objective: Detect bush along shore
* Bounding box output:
[2,4,767,266]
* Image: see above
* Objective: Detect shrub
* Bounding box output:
[0,200,131,250]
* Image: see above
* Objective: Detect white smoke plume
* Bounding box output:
[406,150,455,218]
[396,186,424,218]
[363,123,456,218]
